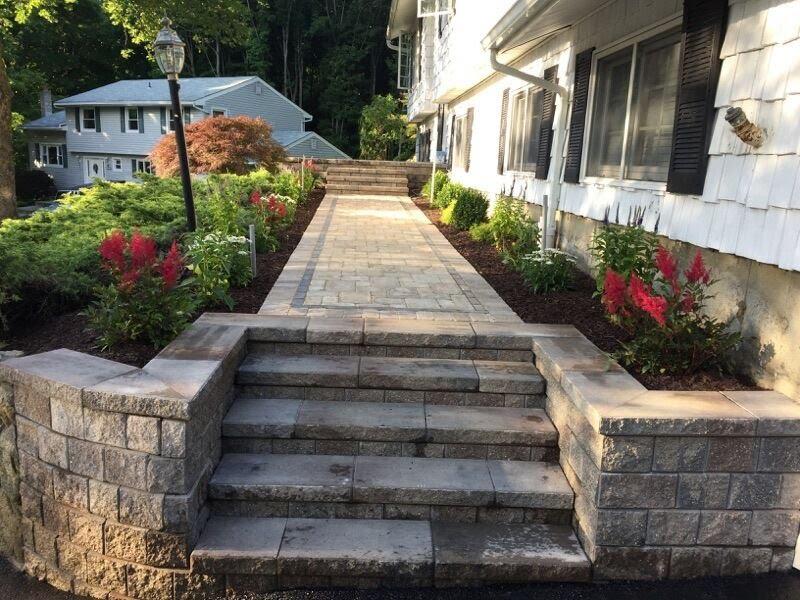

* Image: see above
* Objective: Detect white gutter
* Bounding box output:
[482,0,562,52]
[489,48,569,250]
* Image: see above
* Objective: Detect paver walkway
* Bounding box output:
[259,193,521,322]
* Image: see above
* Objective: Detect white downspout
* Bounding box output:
[489,48,569,250]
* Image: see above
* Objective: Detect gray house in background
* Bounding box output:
[23,77,348,190]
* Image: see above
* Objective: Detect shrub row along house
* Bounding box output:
[23,76,348,190]
[388,0,800,398]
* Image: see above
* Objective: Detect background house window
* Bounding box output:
[38,144,63,167]
[135,159,153,174]
[112,158,123,171]
[126,107,139,132]
[82,108,96,131]
[212,109,226,118]
[507,88,543,172]
[586,29,681,182]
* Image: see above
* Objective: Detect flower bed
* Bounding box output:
[412,196,758,392]
[1,167,324,366]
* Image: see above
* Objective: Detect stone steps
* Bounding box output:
[191,517,591,588]
[326,174,408,184]
[221,398,559,461]
[326,184,409,195]
[237,355,545,393]
[208,453,573,523]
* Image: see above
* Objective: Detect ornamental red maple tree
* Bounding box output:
[150,115,286,177]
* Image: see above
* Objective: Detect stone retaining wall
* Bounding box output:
[0,322,246,598]
[532,331,800,580]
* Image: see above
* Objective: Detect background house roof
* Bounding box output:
[272,130,350,158]
[54,77,257,107]
[22,111,67,130]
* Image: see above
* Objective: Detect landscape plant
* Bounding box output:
[85,231,196,348]
[590,224,659,293]
[149,115,286,176]
[601,246,740,374]
[186,232,251,309]
[470,195,540,266]
[422,170,449,204]
[439,183,488,230]
[517,249,575,293]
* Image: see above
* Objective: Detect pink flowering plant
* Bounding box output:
[601,246,740,375]
[248,189,294,251]
[86,231,197,348]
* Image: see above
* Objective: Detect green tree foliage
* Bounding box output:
[359,94,415,160]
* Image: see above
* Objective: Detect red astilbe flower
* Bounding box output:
[99,230,127,272]
[685,250,711,284]
[681,291,696,313]
[655,245,679,291]
[160,241,184,290]
[249,189,262,206]
[266,194,287,218]
[130,231,158,270]
[602,270,627,315]
[628,274,668,326]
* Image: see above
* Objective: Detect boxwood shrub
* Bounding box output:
[439,183,488,230]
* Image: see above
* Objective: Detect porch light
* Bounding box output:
[153,17,186,78]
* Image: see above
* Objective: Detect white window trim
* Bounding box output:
[580,15,682,191]
[37,144,64,168]
[210,107,228,118]
[112,157,123,172]
[125,107,140,133]
[81,108,97,132]
[135,159,153,174]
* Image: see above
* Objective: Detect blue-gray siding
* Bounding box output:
[206,81,307,131]
[286,136,348,159]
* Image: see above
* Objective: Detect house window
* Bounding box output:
[452,116,468,170]
[135,160,153,174]
[112,158,123,172]
[212,109,226,118]
[311,138,318,150]
[126,107,139,132]
[38,144,63,167]
[82,108,96,131]
[586,28,681,182]
[507,87,543,172]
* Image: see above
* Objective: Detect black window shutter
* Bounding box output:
[138,107,145,134]
[95,107,102,132]
[34,143,40,163]
[120,108,126,132]
[61,146,68,168]
[74,108,81,132]
[184,107,192,124]
[131,159,137,173]
[667,0,727,195]
[465,107,474,172]
[436,105,445,151]
[447,113,456,166]
[160,108,167,134]
[497,88,510,175]
[535,66,558,180]
[564,48,594,184]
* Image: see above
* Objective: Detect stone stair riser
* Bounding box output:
[221,438,559,462]
[326,175,408,183]
[247,342,534,363]
[209,499,572,525]
[235,386,546,408]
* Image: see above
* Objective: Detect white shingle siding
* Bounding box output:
[419,0,800,272]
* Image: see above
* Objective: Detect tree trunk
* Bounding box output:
[0,40,16,221]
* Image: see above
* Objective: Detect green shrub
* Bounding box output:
[186,232,252,309]
[422,170,449,205]
[590,224,658,293]
[471,196,540,265]
[517,250,576,293]
[270,170,302,204]
[439,184,488,230]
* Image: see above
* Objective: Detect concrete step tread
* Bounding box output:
[237,354,544,393]
[209,453,573,509]
[223,398,557,446]
[197,313,583,351]
[326,175,408,182]
[192,516,591,583]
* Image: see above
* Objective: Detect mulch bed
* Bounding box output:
[412,197,758,392]
[2,188,326,368]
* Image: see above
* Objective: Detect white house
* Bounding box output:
[388,0,800,398]
[23,76,348,190]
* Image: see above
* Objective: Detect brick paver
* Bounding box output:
[259,193,520,322]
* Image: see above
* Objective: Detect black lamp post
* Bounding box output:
[153,17,197,231]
